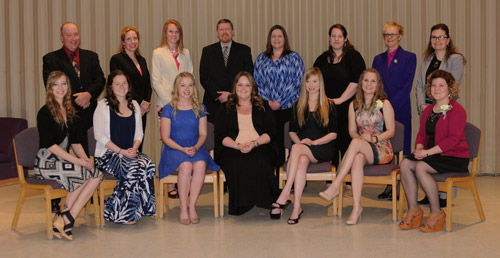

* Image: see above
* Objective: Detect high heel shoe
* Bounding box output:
[346,207,363,225]
[399,206,423,230]
[269,200,291,220]
[319,185,340,202]
[56,211,74,241]
[287,210,304,225]
[52,212,63,239]
[419,209,446,232]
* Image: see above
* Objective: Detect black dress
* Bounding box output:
[289,101,337,162]
[313,50,366,165]
[215,103,279,215]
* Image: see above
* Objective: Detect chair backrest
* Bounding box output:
[204,122,215,151]
[390,121,405,154]
[87,127,96,157]
[13,127,39,183]
[465,122,481,159]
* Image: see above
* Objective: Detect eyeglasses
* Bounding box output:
[430,35,449,41]
[383,33,399,38]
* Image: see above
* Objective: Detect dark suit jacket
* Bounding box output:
[110,51,152,104]
[42,47,105,130]
[200,41,253,121]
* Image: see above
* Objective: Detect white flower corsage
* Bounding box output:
[375,99,384,110]
[440,104,452,119]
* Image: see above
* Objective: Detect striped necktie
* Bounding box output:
[223,46,229,67]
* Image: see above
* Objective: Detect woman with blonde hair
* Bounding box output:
[35,71,102,240]
[271,67,337,224]
[159,72,219,224]
[152,19,194,198]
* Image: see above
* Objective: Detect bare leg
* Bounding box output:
[188,161,207,220]
[289,154,310,221]
[61,177,101,227]
[399,158,419,209]
[273,144,317,215]
[322,139,374,197]
[177,162,193,221]
[415,162,440,212]
[349,153,367,221]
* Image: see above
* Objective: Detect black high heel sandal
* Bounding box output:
[60,210,75,241]
[269,200,292,219]
[287,210,304,225]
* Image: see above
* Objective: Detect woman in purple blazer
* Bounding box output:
[372,21,416,199]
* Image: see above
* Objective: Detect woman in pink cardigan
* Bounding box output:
[399,70,469,233]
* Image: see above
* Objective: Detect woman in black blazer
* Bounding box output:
[110,26,152,151]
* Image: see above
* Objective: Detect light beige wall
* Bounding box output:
[0,0,498,175]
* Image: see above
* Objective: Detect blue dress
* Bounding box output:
[159,104,220,179]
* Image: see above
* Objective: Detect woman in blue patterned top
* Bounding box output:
[254,25,305,166]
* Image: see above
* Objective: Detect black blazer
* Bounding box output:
[214,102,279,164]
[42,47,105,130]
[109,51,152,104]
[200,41,254,120]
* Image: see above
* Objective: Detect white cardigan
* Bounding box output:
[93,99,143,158]
[151,46,194,107]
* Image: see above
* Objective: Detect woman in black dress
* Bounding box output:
[271,68,337,224]
[35,71,102,240]
[110,26,152,151]
[313,24,366,167]
[215,72,279,216]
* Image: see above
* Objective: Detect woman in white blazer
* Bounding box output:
[151,19,193,198]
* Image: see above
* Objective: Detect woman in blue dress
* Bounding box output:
[94,70,156,224]
[159,72,219,225]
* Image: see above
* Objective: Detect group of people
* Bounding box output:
[33,18,468,240]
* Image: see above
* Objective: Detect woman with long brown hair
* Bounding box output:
[35,71,102,240]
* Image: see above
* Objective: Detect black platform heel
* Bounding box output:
[60,210,75,241]
[269,200,292,219]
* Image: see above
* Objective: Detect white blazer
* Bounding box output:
[151,46,194,107]
[93,99,143,158]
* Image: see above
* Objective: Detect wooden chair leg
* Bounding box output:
[154,177,159,219]
[392,182,397,221]
[219,173,224,217]
[279,171,285,189]
[398,183,406,220]
[470,180,486,221]
[99,185,106,227]
[11,186,26,230]
[338,183,344,217]
[45,190,54,239]
[445,182,453,231]
[212,173,219,218]
[158,179,164,219]
[92,190,100,227]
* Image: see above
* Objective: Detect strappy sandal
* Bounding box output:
[52,212,63,239]
[269,200,291,220]
[419,209,446,233]
[399,206,424,229]
[287,210,304,225]
[60,211,75,240]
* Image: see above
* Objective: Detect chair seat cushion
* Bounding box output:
[350,164,399,176]
[432,172,470,182]
[26,178,64,189]
[283,161,333,173]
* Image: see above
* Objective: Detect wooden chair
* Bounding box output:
[399,122,485,231]
[157,122,219,218]
[338,121,404,221]
[279,121,338,215]
[11,128,99,239]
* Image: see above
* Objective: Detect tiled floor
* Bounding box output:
[1,176,498,258]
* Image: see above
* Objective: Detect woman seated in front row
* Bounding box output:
[35,71,102,240]
[399,70,469,232]
[158,72,219,225]
[271,67,337,224]
[94,70,156,225]
[320,68,395,225]
[215,71,279,216]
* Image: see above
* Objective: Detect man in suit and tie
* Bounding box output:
[43,22,105,153]
[42,22,105,213]
[200,19,254,123]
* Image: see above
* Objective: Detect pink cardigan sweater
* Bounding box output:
[416,100,469,158]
